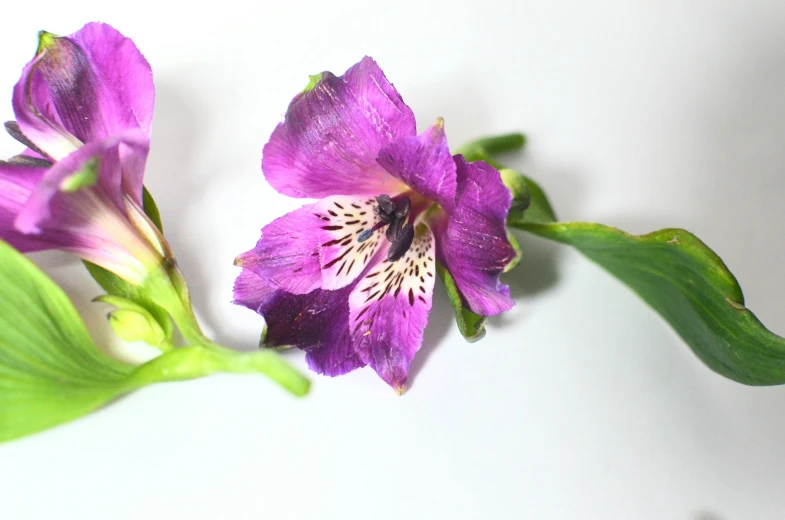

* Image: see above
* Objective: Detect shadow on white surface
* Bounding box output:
[143,78,256,349]
[695,512,727,520]
[407,281,456,389]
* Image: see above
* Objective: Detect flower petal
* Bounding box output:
[65,23,155,137]
[0,162,51,252]
[0,155,160,283]
[233,269,365,376]
[24,24,153,144]
[348,222,436,393]
[262,57,414,198]
[434,156,516,316]
[377,118,457,210]
[342,56,415,141]
[235,195,389,294]
[14,130,150,235]
[11,57,80,161]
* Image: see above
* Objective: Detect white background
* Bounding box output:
[1,1,784,518]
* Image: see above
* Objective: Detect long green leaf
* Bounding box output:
[0,240,308,443]
[517,221,785,385]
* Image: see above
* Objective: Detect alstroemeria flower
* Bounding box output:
[0,23,164,284]
[234,58,515,393]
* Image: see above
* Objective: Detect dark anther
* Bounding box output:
[4,121,50,159]
[394,197,410,218]
[387,222,414,262]
[358,194,415,262]
[374,194,396,220]
[386,218,404,242]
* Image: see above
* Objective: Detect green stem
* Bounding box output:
[128,344,311,396]
[141,264,311,396]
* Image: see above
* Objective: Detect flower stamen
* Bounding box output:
[357,194,414,262]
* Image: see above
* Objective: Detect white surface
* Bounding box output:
[1,1,785,518]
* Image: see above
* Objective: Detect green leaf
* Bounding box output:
[84,185,171,338]
[142,186,164,232]
[0,239,309,442]
[436,262,486,342]
[518,221,785,385]
[0,241,135,442]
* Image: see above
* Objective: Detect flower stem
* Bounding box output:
[128,344,311,396]
[142,264,310,396]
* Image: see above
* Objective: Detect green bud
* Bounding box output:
[108,309,166,345]
[95,295,169,349]
[500,168,531,224]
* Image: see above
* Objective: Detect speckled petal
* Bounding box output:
[235,195,392,294]
[348,222,436,393]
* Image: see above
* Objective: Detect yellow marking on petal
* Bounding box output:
[302,73,323,93]
[36,31,60,54]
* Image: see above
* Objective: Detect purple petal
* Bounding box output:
[235,195,390,294]
[0,162,51,252]
[342,57,415,141]
[11,56,81,161]
[348,223,436,393]
[377,118,458,211]
[263,57,415,198]
[233,269,366,376]
[434,156,516,316]
[14,130,150,235]
[19,24,154,145]
[0,157,160,283]
[65,23,155,137]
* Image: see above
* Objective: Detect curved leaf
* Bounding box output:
[517,221,785,385]
[0,240,309,443]
[436,262,486,342]
[142,185,164,232]
[516,175,557,225]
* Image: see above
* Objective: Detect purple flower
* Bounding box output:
[234,58,515,393]
[0,23,164,284]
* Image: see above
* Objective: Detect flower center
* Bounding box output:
[357,194,415,262]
